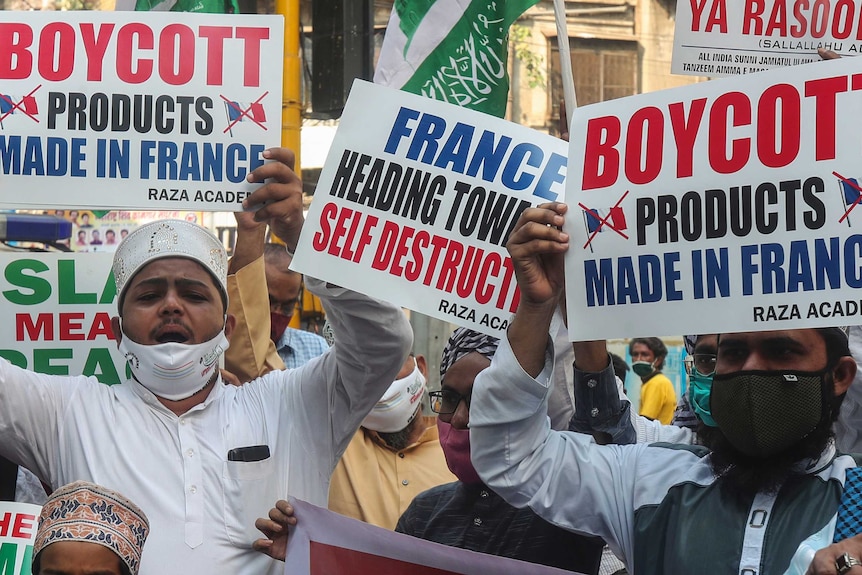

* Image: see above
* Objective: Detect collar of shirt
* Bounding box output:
[125,374,226,417]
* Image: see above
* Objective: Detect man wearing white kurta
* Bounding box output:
[0,148,413,575]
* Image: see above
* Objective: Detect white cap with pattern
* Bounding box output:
[112,219,228,310]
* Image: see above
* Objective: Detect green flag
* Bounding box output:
[375,0,540,118]
[132,0,238,14]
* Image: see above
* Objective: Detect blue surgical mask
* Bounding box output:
[688,369,717,427]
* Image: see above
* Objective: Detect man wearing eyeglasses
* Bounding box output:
[470,202,862,575]
[396,328,604,575]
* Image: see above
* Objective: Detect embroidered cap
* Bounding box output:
[34,481,150,575]
[113,219,228,310]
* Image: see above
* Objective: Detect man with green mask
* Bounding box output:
[629,337,676,424]
[470,201,862,575]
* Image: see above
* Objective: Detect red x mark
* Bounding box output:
[836,171,862,224]
[579,190,630,249]
[0,84,41,123]
[221,91,269,134]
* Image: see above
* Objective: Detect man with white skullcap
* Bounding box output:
[0,148,413,575]
[33,481,149,575]
[328,351,455,529]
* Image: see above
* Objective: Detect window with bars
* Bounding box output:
[549,38,638,135]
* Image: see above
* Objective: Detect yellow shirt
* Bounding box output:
[328,415,456,529]
[224,255,286,383]
[639,372,677,425]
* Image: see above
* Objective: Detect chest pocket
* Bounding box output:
[222,457,279,547]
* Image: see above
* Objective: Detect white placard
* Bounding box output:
[0,11,283,210]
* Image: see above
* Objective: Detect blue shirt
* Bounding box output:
[276,327,329,369]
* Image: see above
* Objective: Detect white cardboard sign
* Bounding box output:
[291,80,568,336]
[565,56,862,340]
[673,0,862,77]
[0,11,283,210]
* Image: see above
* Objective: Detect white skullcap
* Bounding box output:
[112,219,228,310]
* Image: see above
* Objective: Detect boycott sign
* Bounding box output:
[0,253,126,384]
[564,56,862,340]
[0,12,283,211]
[0,502,40,575]
[290,81,568,336]
[284,498,577,575]
[673,0,862,77]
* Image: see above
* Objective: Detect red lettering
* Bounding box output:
[757,84,800,167]
[625,106,664,185]
[456,246,481,298]
[389,225,415,277]
[235,27,269,87]
[81,23,114,82]
[371,221,400,271]
[669,98,706,178]
[405,230,430,281]
[117,23,154,84]
[833,0,855,38]
[16,313,53,341]
[0,513,10,538]
[59,312,86,341]
[690,0,709,30]
[159,24,195,85]
[12,514,35,539]
[312,202,338,252]
[340,208,363,261]
[435,239,463,292]
[805,75,848,161]
[354,214,378,263]
[582,116,621,190]
[423,236,449,286]
[744,0,766,34]
[496,257,519,313]
[811,0,830,37]
[327,206,353,257]
[765,0,787,36]
[38,23,75,81]
[0,24,33,79]
[708,92,751,174]
[792,0,810,37]
[88,312,115,340]
[199,26,233,86]
[705,0,728,32]
[475,252,501,305]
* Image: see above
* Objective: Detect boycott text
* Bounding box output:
[582,73,862,189]
[0,22,269,87]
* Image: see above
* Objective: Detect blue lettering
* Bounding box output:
[584,258,615,307]
[741,245,759,296]
[787,239,814,292]
[532,152,565,201]
[501,143,542,191]
[433,122,474,173]
[384,107,420,155]
[406,113,447,163]
[466,131,511,182]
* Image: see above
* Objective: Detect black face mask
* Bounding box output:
[710,369,828,458]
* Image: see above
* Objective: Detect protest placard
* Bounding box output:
[0,253,125,384]
[290,80,568,336]
[564,56,862,340]
[0,11,282,211]
[283,498,580,575]
[0,501,40,575]
[673,0,862,77]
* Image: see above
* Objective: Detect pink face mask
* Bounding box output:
[270,313,291,344]
[437,418,482,485]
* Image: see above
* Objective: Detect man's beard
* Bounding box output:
[697,370,844,501]
[698,418,834,499]
[378,414,422,451]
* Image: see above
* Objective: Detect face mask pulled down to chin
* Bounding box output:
[119,329,230,401]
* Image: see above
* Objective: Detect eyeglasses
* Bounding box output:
[684,353,717,376]
[428,389,470,415]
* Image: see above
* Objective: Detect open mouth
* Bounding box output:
[156,329,190,344]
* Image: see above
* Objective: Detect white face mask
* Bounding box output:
[119,330,230,401]
[362,363,427,433]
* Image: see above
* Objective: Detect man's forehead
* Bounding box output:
[718,329,819,345]
[129,257,217,286]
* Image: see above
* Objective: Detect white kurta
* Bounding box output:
[0,278,413,575]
